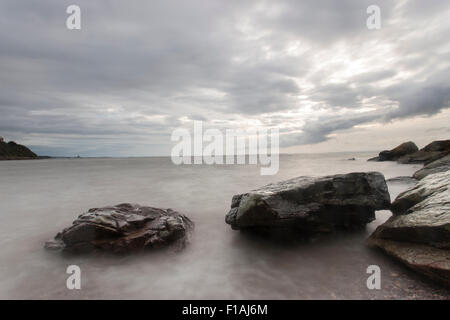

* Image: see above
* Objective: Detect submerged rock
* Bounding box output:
[398,140,450,164]
[369,170,450,286]
[225,172,390,233]
[45,203,194,253]
[413,154,450,180]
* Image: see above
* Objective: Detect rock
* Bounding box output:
[390,170,449,218]
[422,140,450,153]
[368,238,450,287]
[371,203,450,248]
[225,172,390,233]
[398,151,448,164]
[347,157,356,161]
[367,156,380,161]
[368,170,450,286]
[45,203,194,253]
[0,140,38,160]
[413,154,450,180]
[386,176,418,184]
[398,140,450,164]
[376,141,419,161]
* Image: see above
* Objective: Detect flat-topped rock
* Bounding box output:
[390,170,449,218]
[413,154,450,180]
[225,172,390,233]
[368,238,450,286]
[369,170,450,286]
[45,203,194,253]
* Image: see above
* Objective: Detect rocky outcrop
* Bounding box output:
[45,203,194,253]
[368,170,450,286]
[422,140,450,153]
[369,238,450,286]
[413,154,450,180]
[225,172,390,233]
[368,141,418,162]
[0,140,38,160]
[398,140,450,164]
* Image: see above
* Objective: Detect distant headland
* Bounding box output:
[0,136,49,160]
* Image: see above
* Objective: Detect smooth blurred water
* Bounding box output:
[1,152,443,299]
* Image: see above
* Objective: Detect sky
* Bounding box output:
[0,0,449,157]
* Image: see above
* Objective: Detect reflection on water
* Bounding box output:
[0,153,446,299]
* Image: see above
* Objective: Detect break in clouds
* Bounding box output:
[0,0,449,156]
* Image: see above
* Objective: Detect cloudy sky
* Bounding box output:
[0,0,449,156]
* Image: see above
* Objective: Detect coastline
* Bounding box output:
[366,140,450,289]
[0,156,51,161]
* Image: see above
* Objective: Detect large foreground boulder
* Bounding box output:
[368,141,418,162]
[398,140,450,164]
[45,203,194,253]
[368,170,450,286]
[413,154,450,180]
[225,172,390,233]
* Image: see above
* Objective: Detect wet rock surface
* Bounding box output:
[226,172,390,233]
[369,238,450,287]
[45,203,194,253]
[413,154,450,180]
[369,170,450,287]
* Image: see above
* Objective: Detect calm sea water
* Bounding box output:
[0,152,446,299]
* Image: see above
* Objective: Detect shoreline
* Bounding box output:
[0,156,51,161]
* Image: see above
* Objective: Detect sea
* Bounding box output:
[0,152,448,299]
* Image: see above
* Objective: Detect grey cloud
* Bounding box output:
[310,83,363,109]
[0,0,449,156]
[350,70,396,84]
[384,68,450,120]
[254,0,395,45]
[281,112,380,147]
[387,85,450,120]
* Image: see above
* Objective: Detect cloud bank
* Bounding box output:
[0,0,449,156]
